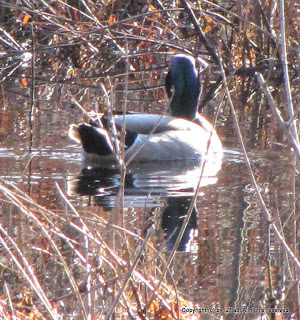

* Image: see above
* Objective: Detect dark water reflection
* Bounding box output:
[67,160,219,251]
[0,90,298,319]
[68,159,221,201]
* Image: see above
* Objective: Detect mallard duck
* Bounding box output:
[69,54,222,163]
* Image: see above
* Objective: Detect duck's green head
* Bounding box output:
[165,54,201,121]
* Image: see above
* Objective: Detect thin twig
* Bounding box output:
[0,226,56,319]
[180,0,219,63]
[256,73,300,159]
[219,57,300,270]
[279,0,299,146]
[105,227,154,320]
[0,182,89,320]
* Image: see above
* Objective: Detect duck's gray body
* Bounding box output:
[69,55,222,163]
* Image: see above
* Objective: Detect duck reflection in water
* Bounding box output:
[161,197,197,251]
[68,165,205,251]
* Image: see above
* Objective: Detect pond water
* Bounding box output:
[0,84,298,320]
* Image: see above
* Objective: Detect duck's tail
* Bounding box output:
[69,123,114,156]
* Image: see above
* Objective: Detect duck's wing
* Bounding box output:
[114,113,220,136]
[113,114,178,135]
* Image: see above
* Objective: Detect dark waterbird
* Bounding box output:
[69,54,222,163]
